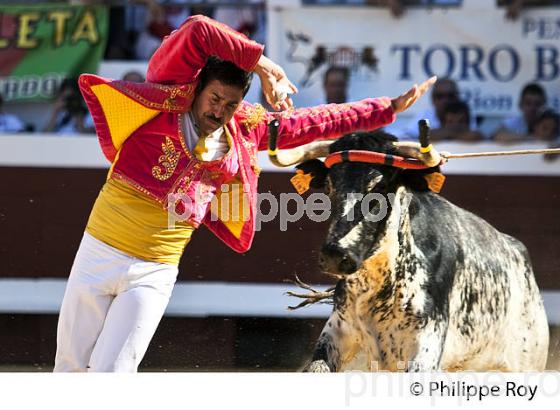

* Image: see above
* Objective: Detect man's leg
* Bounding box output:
[54,234,118,372]
[88,263,177,372]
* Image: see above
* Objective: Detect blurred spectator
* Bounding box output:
[44,79,95,135]
[323,66,350,104]
[383,0,405,18]
[430,100,484,142]
[493,83,547,143]
[539,109,560,161]
[504,0,524,20]
[166,0,196,30]
[131,1,265,60]
[214,3,258,39]
[365,0,461,18]
[312,0,367,5]
[312,0,403,16]
[503,0,560,21]
[134,0,199,60]
[0,93,26,134]
[397,77,476,140]
[531,109,559,142]
[133,0,171,60]
[122,71,145,82]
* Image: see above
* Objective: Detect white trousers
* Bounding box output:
[54,232,178,372]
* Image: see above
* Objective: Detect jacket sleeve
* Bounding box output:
[256,98,396,151]
[146,15,264,85]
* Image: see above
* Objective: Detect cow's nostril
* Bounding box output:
[320,243,359,274]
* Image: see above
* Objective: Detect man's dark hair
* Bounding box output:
[443,100,471,124]
[196,56,253,97]
[520,82,547,102]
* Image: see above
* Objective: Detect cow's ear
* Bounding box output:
[296,159,328,189]
[401,168,443,192]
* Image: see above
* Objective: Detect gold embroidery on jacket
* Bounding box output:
[240,103,266,133]
[110,172,164,204]
[240,137,261,176]
[113,83,195,112]
[152,136,180,181]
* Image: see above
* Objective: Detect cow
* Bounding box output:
[270,127,549,372]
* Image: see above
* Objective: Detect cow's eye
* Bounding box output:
[367,175,383,191]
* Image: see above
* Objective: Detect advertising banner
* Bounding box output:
[269,5,560,116]
[0,3,108,102]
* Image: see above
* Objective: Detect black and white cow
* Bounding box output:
[284,131,549,372]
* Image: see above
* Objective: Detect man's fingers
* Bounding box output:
[285,96,294,109]
[266,93,281,111]
[279,99,291,111]
[391,77,436,114]
[265,93,274,107]
[418,76,437,95]
[406,84,417,99]
[288,82,299,94]
[398,85,416,105]
[404,84,418,106]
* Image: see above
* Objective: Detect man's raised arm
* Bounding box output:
[256,77,437,151]
[146,15,263,85]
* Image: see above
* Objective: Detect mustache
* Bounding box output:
[205,114,223,124]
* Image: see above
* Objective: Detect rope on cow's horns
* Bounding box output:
[442,148,560,159]
[417,119,560,160]
[400,120,560,162]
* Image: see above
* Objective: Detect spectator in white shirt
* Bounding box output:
[44,79,95,135]
[395,77,477,140]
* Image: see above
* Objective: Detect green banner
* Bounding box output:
[0,3,108,102]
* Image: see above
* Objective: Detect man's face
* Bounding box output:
[191,80,244,136]
[443,111,469,132]
[431,81,459,117]
[324,71,348,104]
[520,93,545,127]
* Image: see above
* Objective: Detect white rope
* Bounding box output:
[444,148,560,159]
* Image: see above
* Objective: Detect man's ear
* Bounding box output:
[295,159,328,189]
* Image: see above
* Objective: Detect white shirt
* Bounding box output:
[498,115,527,135]
[55,112,95,135]
[182,113,230,161]
[390,106,478,141]
[0,112,25,133]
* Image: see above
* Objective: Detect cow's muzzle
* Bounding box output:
[320,243,360,275]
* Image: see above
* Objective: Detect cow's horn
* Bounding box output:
[392,141,442,167]
[268,119,334,167]
[393,119,441,167]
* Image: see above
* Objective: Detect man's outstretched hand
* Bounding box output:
[254,55,298,111]
[391,76,437,114]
